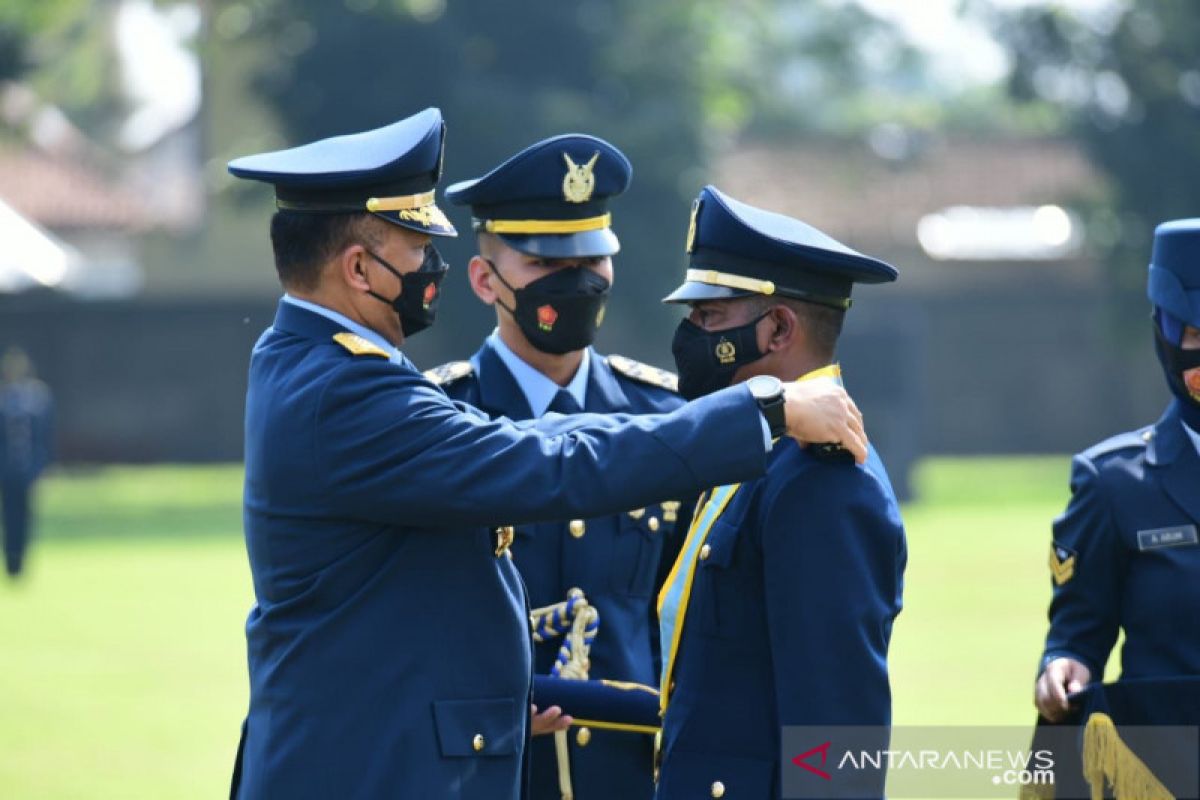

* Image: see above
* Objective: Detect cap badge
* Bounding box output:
[685,198,700,253]
[537,304,559,331]
[562,151,599,204]
[394,204,452,230]
[422,282,438,309]
[715,338,736,364]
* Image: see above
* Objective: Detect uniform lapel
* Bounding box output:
[1148,401,1200,525]
[472,341,535,421]
[656,483,742,714]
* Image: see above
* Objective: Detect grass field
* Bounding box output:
[0,458,1105,798]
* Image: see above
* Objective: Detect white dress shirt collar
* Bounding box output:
[486,331,590,417]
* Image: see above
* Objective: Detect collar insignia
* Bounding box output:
[332,332,390,359]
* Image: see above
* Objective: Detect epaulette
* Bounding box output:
[332,332,390,359]
[607,354,679,393]
[1082,427,1152,461]
[423,360,474,386]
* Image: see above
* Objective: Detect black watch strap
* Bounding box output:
[758,393,787,439]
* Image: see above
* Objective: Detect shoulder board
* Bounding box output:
[332,332,390,359]
[1082,427,1150,461]
[423,360,475,386]
[606,354,679,393]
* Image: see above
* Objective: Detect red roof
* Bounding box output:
[714,136,1101,248]
[0,148,153,231]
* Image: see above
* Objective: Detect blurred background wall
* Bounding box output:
[1,0,1194,497]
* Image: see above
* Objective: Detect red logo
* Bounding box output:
[537,304,558,332]
[791,741,832,780]
[422,282,437,309]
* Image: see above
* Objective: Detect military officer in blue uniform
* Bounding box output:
[225,108,873,800]
[0,347,53,578]
[1035,218,1200,722]
[654,187,907,800]
[429,134,683,800]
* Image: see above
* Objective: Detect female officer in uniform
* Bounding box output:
[1035,218,1200,721]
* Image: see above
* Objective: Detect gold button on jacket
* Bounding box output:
[568,519,586,538]
[472,733,485,752]
[575,726,591,747]
[699,543,712,560]
[494,525,514,556]
[711,780,726,797]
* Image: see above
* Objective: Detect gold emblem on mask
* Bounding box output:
[562,152,599,203]
[595,304,606,328]
[715,338,736,364]
[685,198,700,253]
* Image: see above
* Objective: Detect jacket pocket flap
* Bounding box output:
[432,697,518,758]
[699,520,739,569]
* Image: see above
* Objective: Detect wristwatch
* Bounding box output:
[746,375,786,439]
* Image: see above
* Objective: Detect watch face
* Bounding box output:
[748,374,782,399]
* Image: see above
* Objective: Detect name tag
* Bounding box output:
[1137,524,1199,551]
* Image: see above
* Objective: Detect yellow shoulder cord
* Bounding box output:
[529,588,600,800]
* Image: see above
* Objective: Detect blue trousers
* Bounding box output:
[2,478,33,576]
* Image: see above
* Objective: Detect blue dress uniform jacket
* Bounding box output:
[438,341,683,800]
[236,301,770,800]
[1042,400,1200,680]
[656,441,906,800]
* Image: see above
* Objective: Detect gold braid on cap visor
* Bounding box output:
[364,191,436,212]
[686,268,776,295]
[684,268,852,309]
[476,213,612,235]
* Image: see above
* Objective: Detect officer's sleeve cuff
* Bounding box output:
[759,416,772,451]
[1039,650,1101,681]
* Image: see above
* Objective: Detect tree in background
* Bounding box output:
[216,0,924,358]
[978,0,1200,328]
[4,0,934,320]
[0,0,128,144]
[219,0,717,355]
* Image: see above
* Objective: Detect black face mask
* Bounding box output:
[365,245,448,338]
[1153,323,1200,426]
[487,259,611,355]
[671,312,768,401]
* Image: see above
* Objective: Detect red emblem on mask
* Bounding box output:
[537,304,558,332]
[422,282,437,309]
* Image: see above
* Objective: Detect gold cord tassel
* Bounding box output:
[1018,778,1056,800]
[555,728,574,800]
[529,589,598,800]
[1082,713,1174,800]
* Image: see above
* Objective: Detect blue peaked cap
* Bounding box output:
[663,186,897,310]
[226,107,456,237]
[1149,218,1200,329]
[444,134,631,258]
